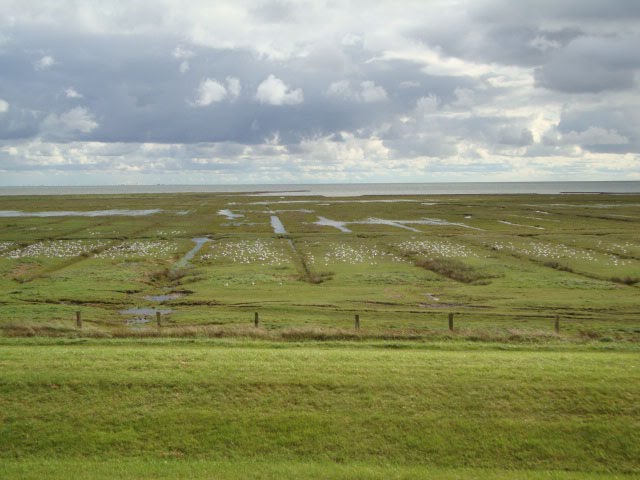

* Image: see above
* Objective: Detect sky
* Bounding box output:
[0,0,639,185]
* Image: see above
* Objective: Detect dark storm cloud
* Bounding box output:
[413,0,640,93]
[535,36,640,93]
[474,0,640,22]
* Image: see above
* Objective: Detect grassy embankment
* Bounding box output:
[1,338,639,479]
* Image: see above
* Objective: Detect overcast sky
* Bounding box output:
[1,0,639,185]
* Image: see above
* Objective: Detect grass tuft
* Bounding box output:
[610,276,639,286]
[414,256,493,284]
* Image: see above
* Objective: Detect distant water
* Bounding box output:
[0,182,639,197]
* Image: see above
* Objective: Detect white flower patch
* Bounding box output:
[200,240,291,266]
[3,240,106,259]
[321,244,403,266]
[595,239,637,256]
[96,241,178,259]
[488,240,631,267]
[0,241,16,253]
[398,240,477,258]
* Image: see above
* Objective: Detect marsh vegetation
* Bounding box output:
[0,192,637,340]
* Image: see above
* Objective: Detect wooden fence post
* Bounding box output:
[254,312,259,327]
[448,312,454,331]
[355,314,360,330]
[76,311,82,329]
[156,311,162,328]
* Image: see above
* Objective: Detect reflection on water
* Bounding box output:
[176,237,211,267]
[144,293,184,302]
[314,216,352,233]
[314,216,481,232]
[218,209,244,220]
[119,307,173,326]
[270,216,287,234]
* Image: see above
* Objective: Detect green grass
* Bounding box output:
[0,192,639,339]
[3,459,637,479]
[0,339,639,478]
[1,192,639,478]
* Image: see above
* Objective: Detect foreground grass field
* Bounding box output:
[1,339,639,479]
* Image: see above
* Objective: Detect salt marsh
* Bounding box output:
[0,191,637,337]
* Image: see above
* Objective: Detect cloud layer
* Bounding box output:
[0,0,639,184]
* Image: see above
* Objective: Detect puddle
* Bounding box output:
[176,237,212,267]
[176,210,190,216]
[0,209,161,217]
[529,203,640,209]
[144,293,184,302]
[314,216,352,233]
[313,216,480,233]
[222,222,262,226]
[515,215,560,223]
[400,218,481,230]
[248,199,422,205]
[345,200,421,204]
[218,209,244,220]
[270,216,287,234]
[270,209,315,213]
[120,307,173,326]
[362,218,422,232]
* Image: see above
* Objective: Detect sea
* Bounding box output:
[0,181,639,197]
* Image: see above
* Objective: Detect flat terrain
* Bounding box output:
[1,339,639,479]
[0,192,638,339]
[1,193,639,478]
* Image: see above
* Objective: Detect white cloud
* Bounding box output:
[0,99,8,113]
[326,80,351,98]
[451,88,475,108]
[341,33,362,47]
[530,35,561,52]
[193,77,241,106]
[415,94,439,115]
[300,132,390,166]
[172,46,193,59]
[65,87,83,99]
[226,76,241,100]
[43,107,98,134]
[173,46,194,74]
[255,75,303,105]
[194,78,228,106]
[360,81,387,103]
[34,55,56,70]
[326,80,387,103]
